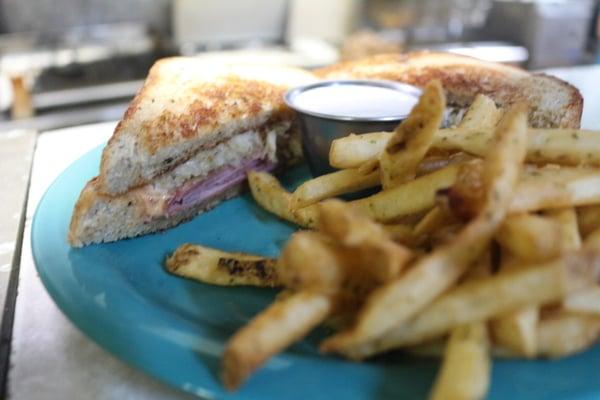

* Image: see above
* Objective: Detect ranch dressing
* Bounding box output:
[292,83,419,119]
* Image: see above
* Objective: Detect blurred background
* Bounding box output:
[0,0,598,131]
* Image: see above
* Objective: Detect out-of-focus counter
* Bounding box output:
[541,65,600,129]
[0,129,35,321]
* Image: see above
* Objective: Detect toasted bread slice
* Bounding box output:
[68,177,244,247]
[68,128,299,247]
[316,52,583,129]
[98,59,316,195]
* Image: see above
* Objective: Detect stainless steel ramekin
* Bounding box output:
[284,80,421,176]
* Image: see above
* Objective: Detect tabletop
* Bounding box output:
[2,65,600,400]
[6,123,193,399]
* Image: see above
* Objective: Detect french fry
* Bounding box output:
[279,231,346,294]
[283,231,380,323]
[489,255,539,358]
[440,159,485,220]
[382,223,419,246]
[329,128,600,170]
[537,312,600,358]
[434,128,491,156]
[495,214,564,261]
[247,171,298,224]
[491,306,539,358]
[413,206,456,239]
[449,166,600,217]
[462,248,493,281]
[416,152,476,177]
[321,105,528,355]
[329,94,494,172]
[406,340,521,359]
[165,244,280,287]
[445,170,599,225]
[320,199,390,246]
[429,323,490,400]
[222,291,333,390]
[577,205,600,238]
[551,208,582,330]
[379,80,445,188]
[428,224,464,247]
[222,230,357,389]
[319,199,413,281]
[371,128,600,169]
[430,242,494,400]
[563,286,600,315]
[436,91,509,158]
[585,227,600,249]
[456,94,503,130]
[544,208,582,250]
[216,82,600,394]
[328,131,389,170]
[507,167,600,212]
[405,339,448,358]
[250,163,505,229]
[356,158,380,176]
[489,253,540,358]
[290,166,380,209]
[562,224,600,315]
[526,129,600,167]
[292,203,320,228]
[476,246,539,359]
[350,163,461,223]
[341,251,600,358]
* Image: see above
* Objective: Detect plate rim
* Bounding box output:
[30,144,600,400]
[30,144,211,397]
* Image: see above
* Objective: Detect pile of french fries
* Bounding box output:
[166,80,600,399]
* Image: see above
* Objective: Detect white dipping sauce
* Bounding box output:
[292,83,419,119]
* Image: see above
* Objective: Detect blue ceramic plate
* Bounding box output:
[32,145,600,399]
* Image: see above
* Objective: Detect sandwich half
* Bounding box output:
[316,51,583,129]
[69,58,315,247]
[70,52,583,246]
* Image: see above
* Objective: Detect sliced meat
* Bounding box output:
[166,157,275,215]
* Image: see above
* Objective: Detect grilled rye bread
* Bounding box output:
[69,52,583,247]
[68,177,245,247]
[69,59,315,246]
[316,52,583,129]
[98,58,316,195]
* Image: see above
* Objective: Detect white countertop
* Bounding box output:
[541,65,600,129]
[6,65,600,399]
[8,123,192,399]
[0,129,35,316]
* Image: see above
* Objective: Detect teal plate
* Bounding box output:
[33,145,600,399]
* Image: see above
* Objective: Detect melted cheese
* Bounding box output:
[132,125,285,217]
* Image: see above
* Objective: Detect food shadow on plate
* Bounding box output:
[66,162,437,397]
[370,351,439,399]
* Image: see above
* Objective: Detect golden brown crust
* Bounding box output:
[315,52,526,84]
[135,78,290,155]
[67,178,98,245]
[316,52,583,129]
[98,58,315,195]
[68,176,246,247]
[534,72,584,127]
